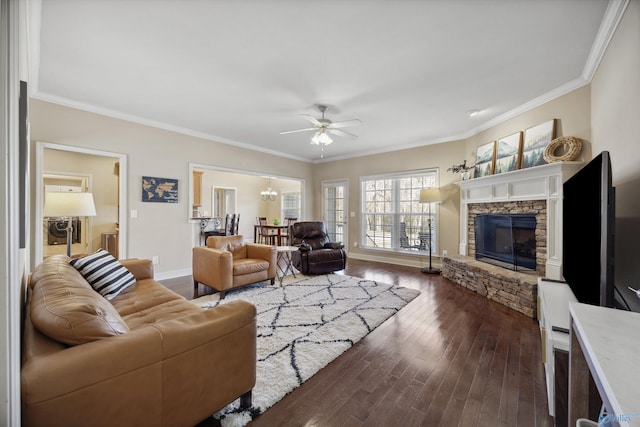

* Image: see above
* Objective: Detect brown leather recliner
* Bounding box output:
[289,221,347,274]
[193,235,277,298]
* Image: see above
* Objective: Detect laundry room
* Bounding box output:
[40,148,120,259]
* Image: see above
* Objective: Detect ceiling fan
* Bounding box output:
[280,105,361,146]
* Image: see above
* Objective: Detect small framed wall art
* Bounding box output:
[142,176,179,203]
[474,141,496,178]
[494,131,523,174]
[521,119,557,169]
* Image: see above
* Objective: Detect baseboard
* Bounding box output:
[155,268,191,281]
[348,251,441,270]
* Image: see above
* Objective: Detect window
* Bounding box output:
[281,192,301,221]
[361,169,438,254]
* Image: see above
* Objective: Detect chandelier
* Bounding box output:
[261,179,277,201]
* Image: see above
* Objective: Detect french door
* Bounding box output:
[322,180,348,248]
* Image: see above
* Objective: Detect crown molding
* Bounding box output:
[582,0,630,81]
[31,92,313,163]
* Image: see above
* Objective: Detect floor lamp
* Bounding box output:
[419,188,442,274]
[44,192,97,257]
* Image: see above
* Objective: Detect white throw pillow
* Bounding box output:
[70,249,136,300]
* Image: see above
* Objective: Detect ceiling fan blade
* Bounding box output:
[328,128,358,138]
[300,114,322,126]
[280,127,316,135]
[329,118,362,129]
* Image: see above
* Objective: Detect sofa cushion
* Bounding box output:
[70,249,136,300]
[233,258,269,276]
[30,255,130,346]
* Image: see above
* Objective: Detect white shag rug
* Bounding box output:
[193,273,420,427]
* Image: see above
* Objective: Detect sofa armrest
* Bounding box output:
[246,243,276,264]
[246,244,277,278]
[192,246,233,290]
[120,258,154,281]
[148,300,258,426]
[22,326,164,406]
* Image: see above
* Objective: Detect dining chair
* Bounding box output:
[256,216,275,245]
[232,213,240,235]
[206,213,234,238]
[281,217,298,245]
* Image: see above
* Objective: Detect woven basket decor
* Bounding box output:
[543,136,582,162]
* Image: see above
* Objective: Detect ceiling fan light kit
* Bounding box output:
[311,129,333,145]
[280,105,361,157]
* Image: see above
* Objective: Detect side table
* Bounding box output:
[276,246,298,284]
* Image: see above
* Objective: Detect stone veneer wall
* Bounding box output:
[467,200,547,276]
[442,255,538,318]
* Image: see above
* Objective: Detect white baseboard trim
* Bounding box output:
[348,252,442,270]
[155,268,192,281]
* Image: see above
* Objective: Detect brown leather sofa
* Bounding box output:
[289,221,347,274]
[21,255,256,427]
[193,235,277,298]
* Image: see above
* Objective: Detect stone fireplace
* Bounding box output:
[442,162,582,317]
[469,201,546,276]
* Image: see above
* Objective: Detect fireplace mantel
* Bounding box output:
[456,161,583,280]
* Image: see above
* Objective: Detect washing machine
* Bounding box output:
[47,217,81,245]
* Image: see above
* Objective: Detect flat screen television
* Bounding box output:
[563,151,615,307]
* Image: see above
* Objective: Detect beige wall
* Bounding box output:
[313,139,466,268]
[465,85,592,163]
[592,0,640,300]
[27,1,640,280]
[29,101,314,277]
[314,85,592,268]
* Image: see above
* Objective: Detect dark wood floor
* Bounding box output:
[161,258,553,427]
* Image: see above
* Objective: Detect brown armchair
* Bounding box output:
[193,235,277,298]
[289,221,347,275]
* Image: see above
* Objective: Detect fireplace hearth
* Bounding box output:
[474,213,537,271]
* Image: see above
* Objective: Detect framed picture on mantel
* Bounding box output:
[522,119,556,169]
[495,131,522,174]
[474,141,496,178]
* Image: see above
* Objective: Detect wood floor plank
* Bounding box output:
[168,258,554,427]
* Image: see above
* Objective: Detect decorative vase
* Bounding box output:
[461,171,471,181]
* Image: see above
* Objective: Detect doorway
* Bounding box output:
[42,173,92,258]
[35,142,127,264]
[323,180,348,246]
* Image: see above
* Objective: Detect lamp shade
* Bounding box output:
[419,188,441,204]
[44,192,97,217]
[311,130,333,145]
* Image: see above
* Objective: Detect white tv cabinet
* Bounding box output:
[538,278,577,426]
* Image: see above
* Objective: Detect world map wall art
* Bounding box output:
[142,176,179,203]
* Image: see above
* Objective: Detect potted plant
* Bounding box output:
[273,218,280,225]
[447,160,474,180]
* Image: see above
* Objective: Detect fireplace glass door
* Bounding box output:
[474,214,537,271]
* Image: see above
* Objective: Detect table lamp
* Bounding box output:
[44,192,97,257]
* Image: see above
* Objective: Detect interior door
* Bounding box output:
[323,180,348,248]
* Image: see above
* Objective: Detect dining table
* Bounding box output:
[253,224,289,246]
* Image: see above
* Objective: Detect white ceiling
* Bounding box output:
[29,0,618,163]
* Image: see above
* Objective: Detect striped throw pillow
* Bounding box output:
[70,249,136,300]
